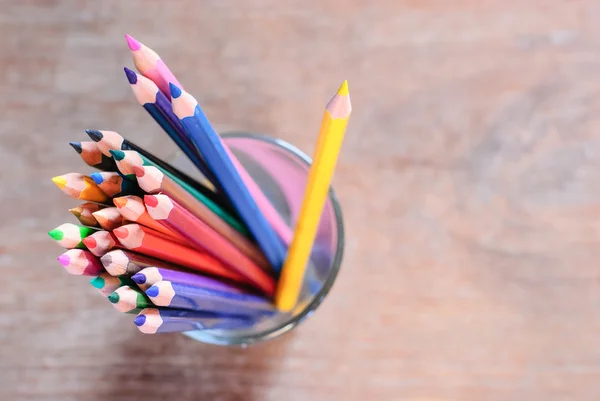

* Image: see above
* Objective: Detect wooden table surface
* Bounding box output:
[2,1,600,400]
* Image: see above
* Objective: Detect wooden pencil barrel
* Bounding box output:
[170,132,345,346]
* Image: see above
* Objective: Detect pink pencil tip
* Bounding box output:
[125,34,142,51]
[57,254,70,267]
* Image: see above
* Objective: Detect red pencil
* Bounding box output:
[145,194,275,294]
[82,230,120,257]
[113,195,189,246]
[113,224,272,295]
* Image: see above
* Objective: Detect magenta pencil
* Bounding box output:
[125,34,181,99]
[58,249,104,276]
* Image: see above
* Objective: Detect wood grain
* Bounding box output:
[2,0,600,400]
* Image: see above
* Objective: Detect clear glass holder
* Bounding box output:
[169,132,345,346]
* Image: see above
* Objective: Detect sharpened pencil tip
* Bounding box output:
[169,83,182,99]
[108,292,120,304]
[48,228,64,241]
[133,314,146,326]
[113,226,128,239]
[131,273,146,284]
[124,67,137,84]
[113,197,127,208]
[57,254,70,266]
[51,175,67,189]
[125,34,142,51]
[90,276,105,289]
[337,80,349,96]
[69,142,83,154]
[89,172,104,185]
[143,194,158,207]
[85,129,103,142]
[100,253,111,265]
[133,165,145,178]
[146,285,159,298]
[110,149,126,161]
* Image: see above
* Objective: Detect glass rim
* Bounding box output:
[181,131,345,346]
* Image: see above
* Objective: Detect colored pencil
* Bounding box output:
[123,67,215,188]
[81,230,119,257]
[48,223,97,249]
[146,281,274,317]
[85,129,213,198]
[275,81,351,311]
[134,308,254,334]
[108,285,152,313]
[132,267,245,295]
[51,173,109,203]
[90,273,136,297]
[101,249,185,277]
[112,224,256,289]
[89,171,141,197]
[134,165,250,239]
[92,207,128,231]
[170,83,287,272]
[57,249,104,276]
[144,194,274,292]
[109,149,143,180]
[112,195,188,244]
[69,141,118,171]
[125,34,181,98]
[69,202,103,227]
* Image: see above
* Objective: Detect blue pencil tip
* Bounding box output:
[124,67,137,84]
[134,315,146,327]
[89,172,104,185]
[169,83,182,99]
[131,273,146,284]
[85,129,103,142]
[146,286,159,297]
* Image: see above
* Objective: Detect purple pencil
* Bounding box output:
[145,281,275,317]
[131,267,245,293]
[134,308,254,334]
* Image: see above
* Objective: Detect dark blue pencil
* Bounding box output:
[134,307,254,334]
[145,280,275,317]
[170,83,287,272]
[123,67,216,187]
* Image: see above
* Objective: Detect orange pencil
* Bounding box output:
[92,207,128,231]
[112,224,267,293]
[113,195,189,246]
[144,194,276,294]
[52,173,109,203]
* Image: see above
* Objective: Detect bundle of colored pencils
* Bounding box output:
[49,35,351,335]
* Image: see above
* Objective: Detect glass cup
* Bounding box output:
[168,132,345,346]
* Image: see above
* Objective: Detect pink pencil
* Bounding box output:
[125,34,181,98]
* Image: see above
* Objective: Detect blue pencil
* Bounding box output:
[169,83,287,272]
[123,67,216,187]
[134,307,255,334]
[145,280,275,317]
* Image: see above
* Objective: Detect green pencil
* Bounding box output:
[108,285,152,313]
[90,273,136,297]
[48,223,98,249]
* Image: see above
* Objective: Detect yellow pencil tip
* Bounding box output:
[337,80,349,96]
[52,176,66,189]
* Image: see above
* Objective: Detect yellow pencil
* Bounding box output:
[275,80,351,311]
[52,173,109,203]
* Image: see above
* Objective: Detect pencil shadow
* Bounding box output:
[91,328,294,401]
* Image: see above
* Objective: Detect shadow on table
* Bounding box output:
[92,329,293,401]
